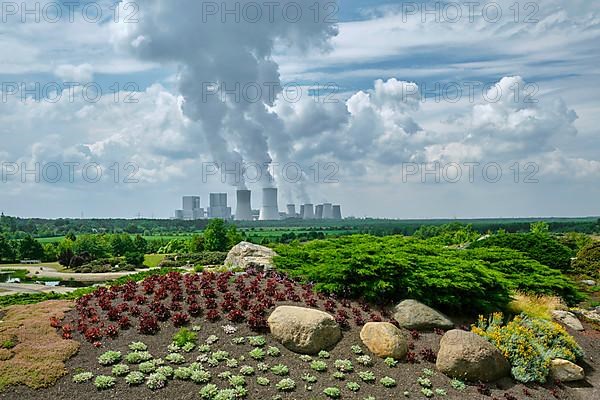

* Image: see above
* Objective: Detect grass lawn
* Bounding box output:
[143,254,166,268]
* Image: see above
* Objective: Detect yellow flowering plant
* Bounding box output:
[472,312,583,383]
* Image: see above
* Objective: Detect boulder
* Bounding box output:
[550,358,585,382]
[267,306,342,354]
[552,310,584,331]
[580,279,596,286]
[436,330,510,382]
[224,241,277,271]
[359,322,408,359]
[391,299,453,330]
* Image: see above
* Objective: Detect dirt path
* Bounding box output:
[0,283,79,296]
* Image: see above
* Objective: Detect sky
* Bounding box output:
[0,0,599,219]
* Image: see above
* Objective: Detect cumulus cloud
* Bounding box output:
[54,64,94,82]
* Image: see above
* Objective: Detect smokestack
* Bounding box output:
[315,204,323,219]
[286,204,296,218]
[302,203,314,219]
[332,205,342,220]
[259,188,280,220]
[322,203,333,219]
[235,190,252,221]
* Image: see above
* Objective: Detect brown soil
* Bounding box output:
[0,271,598,400]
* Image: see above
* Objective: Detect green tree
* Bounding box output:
[125,251,145,266]
[530,221,549,235]
[73,234,110,259]
[226,226,243,248]
[0,234,16,262]
[57,238,74,266]
[204,219,228,252]
[134,234,148,253]
[18,235,44,260]
[110,233,135,257]
[188,234,205,253]
[42,243,58,262]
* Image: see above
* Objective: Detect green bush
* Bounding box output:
[94,375,116,390]
[273,235,582,312]
[469,232,574,272]
[472,312,584,383]
[173,328,198,347]
[572,241,600,278]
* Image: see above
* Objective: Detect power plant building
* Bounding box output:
[259,188,280,220]
[208,193,231,219]
[175,196,205,220]
[235,190,253,221]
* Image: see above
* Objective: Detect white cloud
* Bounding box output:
[54,64,94,82]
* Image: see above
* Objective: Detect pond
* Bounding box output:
[0,271,93,287]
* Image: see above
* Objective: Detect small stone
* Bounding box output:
[360,322,408,359]
[391,299,453,330]
[550,358,585,382]
[552,310,584,331]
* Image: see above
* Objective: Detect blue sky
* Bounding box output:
[0,0,599,219]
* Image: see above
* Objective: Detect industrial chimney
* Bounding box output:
[332,205,342,220]
[302,203,314,219]
[322,203,333,219]
[259,188,280,220]
[286,204,296,218]
[235,190,252,221]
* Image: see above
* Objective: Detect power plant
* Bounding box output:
[174,188,342,221]
[259,188,280,220]
[235,190,252,221]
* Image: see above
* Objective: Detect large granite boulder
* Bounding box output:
[267,306,342,354]
[552,310,584,331]
[224,241,277,271]
[550,358,585,382]
[436,330,510,382]
[360,322,408,359]
[391,299,453,330]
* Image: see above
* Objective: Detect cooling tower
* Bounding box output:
[208,193,231,219]
[299,205,305,219]
[322,203,333,219]
[315,204,323,219]
[259,188,280,220]
[303,203,314,219]
[286,204,296,218]
[235,189,252,221]
[332,205,342,220]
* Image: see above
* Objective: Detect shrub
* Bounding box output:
[302,374,317,383]
[112,364,130,376]
[249,347,265,360]
[347,381,361,392]
[472,312,584,383]
[146,372,167,390]
[256,362,269,372]
[276,378,296,392]
[417,377,432,388]
[572,240,600,278]
[273,235,512,312]
[199,383,219,399]
[256,376,270,386]
[128,341,147,352]
[239,366,254,376]
[469,232,574,272]
[311,360,328,372]
[94,375,116,390]
[384,357,398,367]
[351,345,363,354]
[165,352,186,364]
[191,369,212,384]
[267,346,281,357]
[318,350,330,359]
[380,376,396,387]
[173,328,198,347]
[226,358,239,368]
[334,359,353,372]
[125,351,152,364]
[299,354,313,362]
[450,378,466,390]
[212,350,230,361]
[270,364,289,376]
[247,335,266,347]
[332,371,345,380]
[323,387,341,398]
[139,360,158,374]
[174,367,193,380]
[358,371,375,382]
[72,372,93,383]
[98,351,121,366]
[157,366,174,378]
[356,355,372,366]
[125,371,145,385]
[228,375,246,387]
[182,342,196,352]
[421,388,434,398]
